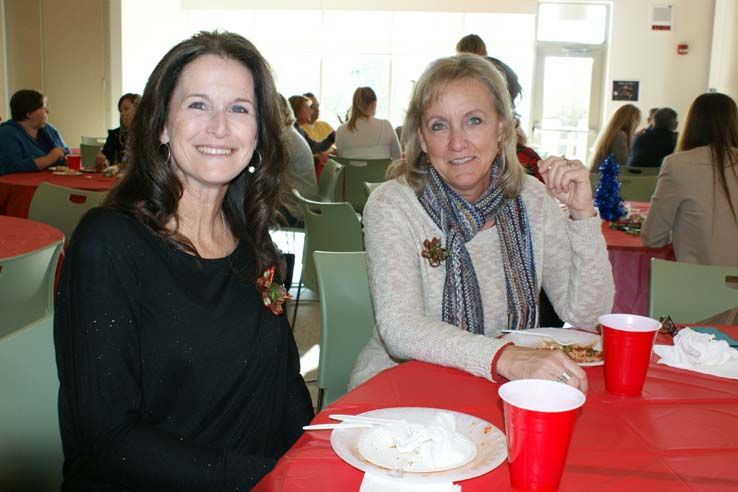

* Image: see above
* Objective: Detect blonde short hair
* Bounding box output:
[391,53,524,198]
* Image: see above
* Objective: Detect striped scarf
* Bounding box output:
[419,159,539,334]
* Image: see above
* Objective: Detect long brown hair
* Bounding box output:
[590,104,641,168]
[347,87,376,131]
[104,30,287,280]
[676,92,738,222]
[391,54,523,198]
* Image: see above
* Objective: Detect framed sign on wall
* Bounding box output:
[612,80,639,101]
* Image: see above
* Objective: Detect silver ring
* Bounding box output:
[557,371,572,384]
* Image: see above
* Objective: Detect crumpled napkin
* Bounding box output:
[654,328,738,380]
[358,412,466,492]
[375,412,466,469]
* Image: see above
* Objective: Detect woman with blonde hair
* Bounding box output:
[335,86,401,160]
[590,104,641,170]
[278,93,318,225]
[642,93,738,266]
[349,54,613,392]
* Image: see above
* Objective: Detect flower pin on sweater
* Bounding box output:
[256,266,291,315]
[421,237,450,267]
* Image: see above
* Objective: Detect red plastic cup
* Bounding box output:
[66,154,82,171]
[499,379,586,492]
[599,313,661,396]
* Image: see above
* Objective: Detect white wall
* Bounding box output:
[708,0,738,100]
[605,0,715,128]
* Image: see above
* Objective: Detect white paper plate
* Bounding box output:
[52,170,82,176]
[330,407,506,484]
[502,328,603,366]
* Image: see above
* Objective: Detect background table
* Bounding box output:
[602,201,675,316]
[0,170,118,217]
[0,215,65,257]
[256,327,738,492]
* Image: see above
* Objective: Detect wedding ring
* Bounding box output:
[557,371,572,384]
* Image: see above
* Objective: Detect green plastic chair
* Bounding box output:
[331,157,391,214]
[291,190,364,328]
[318,159,345,202]
[649,259,738,323]
[362,181,382,202]
[28,182,108,242]
[80,135,106,145]
[0,315,64,491]
[80,143,103,168]
[622,166,660,176]
[0,240,63,339]
[619,175,658,202]
[314,251,375,410]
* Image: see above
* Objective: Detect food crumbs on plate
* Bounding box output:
[483,426,492,434]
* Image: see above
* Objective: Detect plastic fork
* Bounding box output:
[501,330,578,346]
[302,422,373,431]
[329,414,404,425]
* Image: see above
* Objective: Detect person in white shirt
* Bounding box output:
[336,87,401,160]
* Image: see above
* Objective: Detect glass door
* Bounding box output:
[529,2,608,164]
[530,44,604,162]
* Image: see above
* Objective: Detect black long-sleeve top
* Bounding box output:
[101,127,127,164]
[54,208,313,492]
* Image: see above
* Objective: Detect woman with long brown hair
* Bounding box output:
[54,31,312,491]
[335,86,401,160]
[641,93,738,266]
[590,104,641,170]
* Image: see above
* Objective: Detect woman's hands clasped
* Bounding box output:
[496,345,588,392]
[538,156,596,220]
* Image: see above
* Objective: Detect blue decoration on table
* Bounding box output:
[594,154,626,221]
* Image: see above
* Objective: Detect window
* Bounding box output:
[122,7,536,134]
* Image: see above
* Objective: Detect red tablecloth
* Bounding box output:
[602,202,675,316]
[0,215,65,257]
[0,170,118,217]
[256,327,738,492]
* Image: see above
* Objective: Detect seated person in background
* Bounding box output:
[288,94,335,166]
[277,93,319,226]
[300,92,335,142]
[54,31,313,491]
[627,107,678,167]
[349,54,614,393]
[635,107,658,138]
[641,93,738,266]
[0,89,68,176]
[590,104,641,170]
[335,86,401,160]
[95,93,141,167]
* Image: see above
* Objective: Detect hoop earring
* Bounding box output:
[248,149,261,174]
[160,143,171,164]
